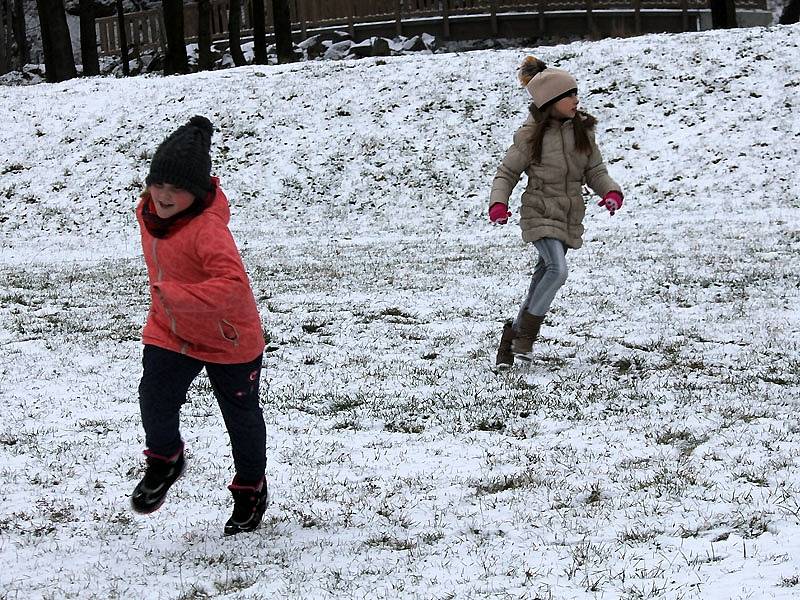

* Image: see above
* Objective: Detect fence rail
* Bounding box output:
[95,0,769,56]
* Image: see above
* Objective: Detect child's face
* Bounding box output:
[149,183,195,219]
[552,93,579,119]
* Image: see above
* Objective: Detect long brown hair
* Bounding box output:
[528,103,596,164]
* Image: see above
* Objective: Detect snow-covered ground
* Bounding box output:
[0,23,799,600]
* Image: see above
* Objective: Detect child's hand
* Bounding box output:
[598,191,623,216]
[489,202,511,225]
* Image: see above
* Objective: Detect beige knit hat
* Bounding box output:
[518,56,578,109]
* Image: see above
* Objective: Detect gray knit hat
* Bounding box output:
[518,56,578,110]
[146,116,214,199]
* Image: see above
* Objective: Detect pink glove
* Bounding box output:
[598,191,623,216]
[489,202,511,225]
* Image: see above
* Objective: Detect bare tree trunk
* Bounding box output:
[1,0,9,74]
[79,0,99,75]
[251,0,267,63]
[1,0,27,73]
[163,0,189,74]
[779,0,800,24]
[116,0,129,75]
[228,0,246,66]
[271,0,295,63]
[709,0,737,28]
[36,0,76,82]
[13,0,26,65]
[197,0,212,70]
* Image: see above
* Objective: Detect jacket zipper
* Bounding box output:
[560,126,569,196]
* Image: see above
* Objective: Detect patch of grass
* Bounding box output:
[364,534,416,551]
[584,482,604,504]
[328,393,366,413]
[474,418,504,432]
[1,162,26,174]
[629,457,697,497]
[302,321,326,334]
[380,307,416,320]
[384,420,425,434]
[176,585,213,600]
[617,525,662,544]
[214,575,256,594]
[475,470,542,495]
[654,429,707,456]
[779,574,800,587]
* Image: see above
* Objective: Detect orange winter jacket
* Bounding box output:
[136,178,265,364]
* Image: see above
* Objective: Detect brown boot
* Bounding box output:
[495,320,515,369]
[511,312,545,360]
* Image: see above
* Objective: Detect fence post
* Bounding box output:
[130,15,140,56]
[537,0,545,36]
[98,20,110,55]
[396,0,402,36]
[586,0,595,36]
[157,10,167,57]
[633,0,641,34]
[442,0,449,38]
[116,0,130,74]
[348,0,355,37]
[297,0,306,39]
[490,0,498,35]
[681,0,688,31]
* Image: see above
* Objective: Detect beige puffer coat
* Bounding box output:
[490,114,621,249]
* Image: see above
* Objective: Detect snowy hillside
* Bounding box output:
[0,23,799,599]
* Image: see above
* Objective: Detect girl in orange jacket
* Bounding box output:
[130,116,268,536]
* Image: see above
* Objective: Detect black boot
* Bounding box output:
[495,320,515,369]
[511,313,545,360]
[224,476,269,536]
[131,445,185,514]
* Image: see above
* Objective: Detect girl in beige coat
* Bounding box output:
[489,57,623,368]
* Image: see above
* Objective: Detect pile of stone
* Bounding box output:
[298,32,438,61]
[0,29,442,84]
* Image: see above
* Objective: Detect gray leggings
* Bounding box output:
[515,238,568,323]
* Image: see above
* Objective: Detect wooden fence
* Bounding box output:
[96,0,769,57]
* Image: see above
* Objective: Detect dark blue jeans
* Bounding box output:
[138,345,266,483]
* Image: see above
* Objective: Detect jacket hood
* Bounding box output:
[205,176,229,225]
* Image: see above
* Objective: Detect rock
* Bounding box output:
[298,35,320,50]
[298,34,325,59]
[421,33,438,51]
[0,64,46,87]
[127,57,144,76]
[146,52,164,73]
[220,53,237,69]
[332,30,352,43]
[371,37,391,56]
[348,37,390,58]
[323,40,352,60]
[401,35,426,52]
[348,39,373,57]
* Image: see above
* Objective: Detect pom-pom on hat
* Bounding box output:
[518,56,578,110]
[146,115,214,199]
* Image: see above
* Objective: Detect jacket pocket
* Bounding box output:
[219,320,240,345]
[522,190,549,219]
